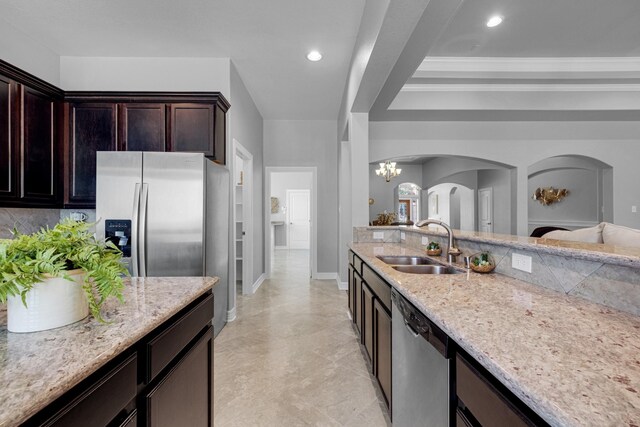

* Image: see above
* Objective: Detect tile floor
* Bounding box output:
[214,249,390,426]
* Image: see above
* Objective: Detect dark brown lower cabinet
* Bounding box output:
[43,353,137,427]
[26,290,213,427]
[147,327,213,427]
[348,265,354,319]
[456,353,548,427]
[354,271,363,335]
[362,283,374,362]
[374,298,392,409]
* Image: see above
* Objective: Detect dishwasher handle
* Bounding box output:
[404,319,421,338]
[393,290,451,358]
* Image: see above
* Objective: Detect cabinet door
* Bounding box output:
[354,272,363,335]
[348,265,354,319]
[146,328,213,427]
[374,299,392,409]
[21,85,57,203]
[213,104,226,164]
[362,283,374,363]
[170,103,214,157]
[0,75,16,199]
[68,103,117,205]
[120,103,166,152]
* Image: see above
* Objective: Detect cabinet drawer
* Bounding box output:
[147,293,213,382]
[362,264,391,312]
[45,353,137,427]
[456,354,532,427]
[353,253,364,275]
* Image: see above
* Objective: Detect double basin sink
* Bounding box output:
[376,255,464,275]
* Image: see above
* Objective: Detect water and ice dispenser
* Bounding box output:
[104,220,132,257]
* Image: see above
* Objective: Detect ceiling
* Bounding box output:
[0,0,365,120]
[430,0,640,58]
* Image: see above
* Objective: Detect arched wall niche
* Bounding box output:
[528,155,613,234]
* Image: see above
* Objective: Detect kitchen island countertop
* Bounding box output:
[0,276,217,427]
[350,242,640,427]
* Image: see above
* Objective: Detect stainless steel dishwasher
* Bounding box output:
[392,288,451,427]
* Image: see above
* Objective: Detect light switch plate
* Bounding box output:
[401,232,406,240]
[373,231,384,240]
[512,253,532,273]
[421,236,428,245]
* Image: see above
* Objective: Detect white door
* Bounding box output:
[478,187,493,233]
[287,189,310,249]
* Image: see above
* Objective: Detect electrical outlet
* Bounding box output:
[401,232,406,240]
[633,205,637,213]
[512,253,532,273]
[421,236,428,245]
[373,231,384,240]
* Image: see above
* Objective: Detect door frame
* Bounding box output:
[231,139,254,303]
[265,167,318,279]
[286,189,311,249]
[478,187,494,233]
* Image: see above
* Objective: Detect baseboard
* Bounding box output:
[252,273,266,293]
[226,306,237,322]
[315,272,338,280]
[338,281,348,291]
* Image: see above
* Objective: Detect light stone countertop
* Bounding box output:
[0,276,217,427]
[350,242,640,427]
[366,226,640,268]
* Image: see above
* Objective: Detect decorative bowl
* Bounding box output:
[426,248,442,256]
[469,252,495,273]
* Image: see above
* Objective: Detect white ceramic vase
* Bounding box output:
[7,269,89,333]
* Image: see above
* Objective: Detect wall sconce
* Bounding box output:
[532,187,569,206]
[375,161,402,182]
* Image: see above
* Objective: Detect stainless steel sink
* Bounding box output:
[392,265,464,275]
[376,255,440,266]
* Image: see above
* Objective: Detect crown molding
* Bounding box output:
[401,83,640,92]
[414,57,640,79]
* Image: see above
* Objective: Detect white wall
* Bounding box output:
[230,62,265,286]
[270,172,312,246]
[370,120,640,232]
[264,120,338,274]
[0,22,60,85]
[60,57,231,98]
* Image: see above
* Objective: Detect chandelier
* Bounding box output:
[375,161,402,182]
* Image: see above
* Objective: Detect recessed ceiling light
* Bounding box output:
[486,15,503,28]
[307,51,322,62]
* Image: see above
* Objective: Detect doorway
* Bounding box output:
[265,167,317,279]
[232,140,253,306]
[478,187,493,233]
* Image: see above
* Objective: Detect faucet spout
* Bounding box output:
[415,219,462,263]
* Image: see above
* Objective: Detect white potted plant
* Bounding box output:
[0,219,128,332]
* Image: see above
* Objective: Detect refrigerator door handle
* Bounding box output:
[131,183,141,277]
[139,183,149,277]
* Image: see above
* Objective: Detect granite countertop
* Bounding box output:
[0,276,217,427]
[350,242,640,427]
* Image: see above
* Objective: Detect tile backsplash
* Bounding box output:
[354,226,640,316]
[0,208,61,238]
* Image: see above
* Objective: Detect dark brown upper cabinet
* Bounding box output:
[21,86,58,203]
[0,60,63,208]
[0,75,16,199]
[67,103,117,206]
[170,103,214,156]
[120,103,167,152]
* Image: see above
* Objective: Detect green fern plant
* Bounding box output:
[0,219,129,322]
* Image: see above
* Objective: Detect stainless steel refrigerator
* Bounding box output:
[95,151,229,337]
